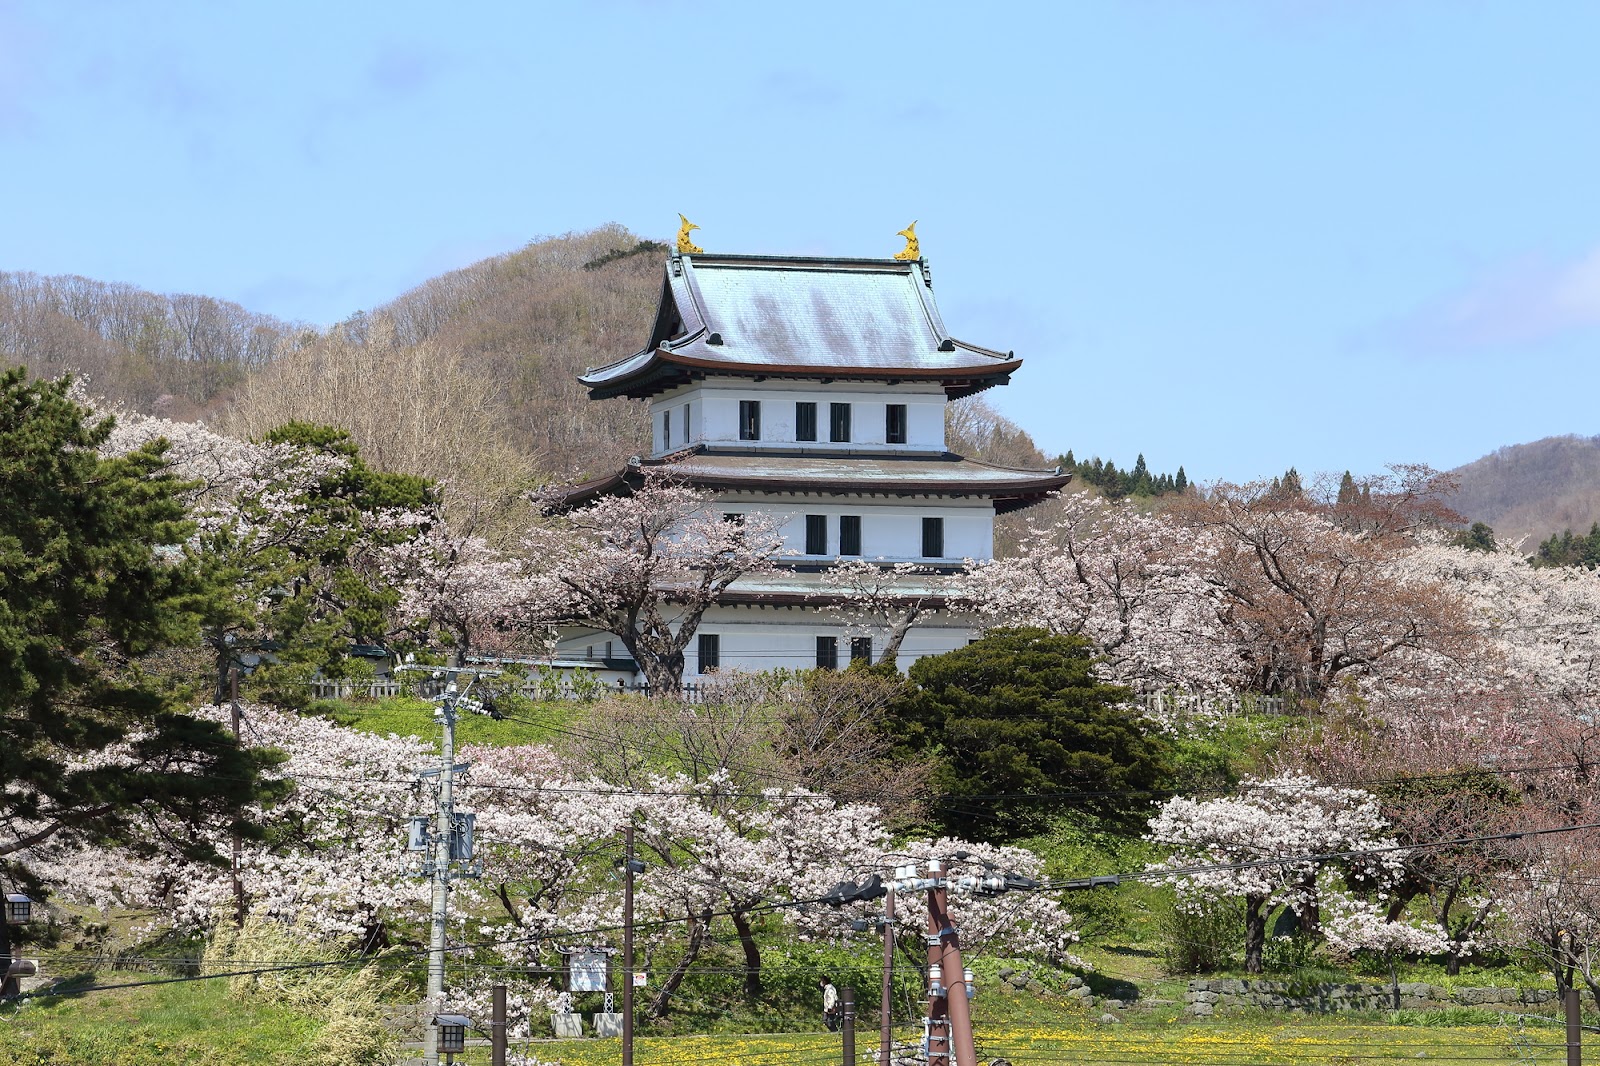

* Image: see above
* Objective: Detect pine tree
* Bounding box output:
[0,369,280,931]
[1131,453,1152,495]
[1337,471,1358,506]
[1175,466,1188,493]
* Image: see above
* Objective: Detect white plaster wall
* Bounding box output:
[685,605,978,676]
[648,381,948,455]
[719,495,994,562]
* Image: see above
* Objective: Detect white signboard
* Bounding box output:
[569,950,608,993]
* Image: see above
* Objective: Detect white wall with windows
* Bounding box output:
[719,493,995,562]
[648,380,947,455]
[686,605,977,676]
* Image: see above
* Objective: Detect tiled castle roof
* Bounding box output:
[579,253,1021,400]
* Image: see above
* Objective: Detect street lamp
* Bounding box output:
[433,1014,472,1058]
[4,894,31,925]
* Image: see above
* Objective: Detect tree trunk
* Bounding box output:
[1244,894,1267,974]
[730,909,763,1002]
[875,609,922,668]
[648,914,709,1019]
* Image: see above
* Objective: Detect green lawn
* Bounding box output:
[0,979,323,1065]
[314,695,583,749]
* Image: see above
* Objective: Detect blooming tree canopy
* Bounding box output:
[1147,773,1399,973]
[526,476,788,690]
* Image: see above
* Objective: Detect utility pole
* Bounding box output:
[927,870,977,1066]
[622,823,637,1066]
[880,884,895,1066]
[841,986,856,1066]
[406,665,493,1066]
[922,860,950,1066]
[1566,987,1582,1066]
[491,984,507,1066]
[229,668,246,928]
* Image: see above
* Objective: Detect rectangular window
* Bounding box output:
[722,512,745,525]
[816,636,839,671]
[795,401,817,442]
[885,404,908,444]
[829,402,852,443]
[838,515,862,556]
[805,514,828,555]
[922,516,945,558]
[698,633,720,673]
[682,402,692,442]
[739,400,761,441]
[851,636,873,663]
[661,409,672,450]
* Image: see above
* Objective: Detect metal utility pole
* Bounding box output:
[622,823,637,1066]
[881,884,895,1066]
[841,986,856,1066]
[229,668,246,927]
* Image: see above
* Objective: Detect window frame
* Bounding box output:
[815,635,839,671]
[795,401,817,442]
[739,400,762,441]
[838,514,862,557]
[697,633,720,673]
[805,514,828,556]
[885,403,908,445]
[829,402,852,443]
[850,636,873,664]
[922,516,945,559]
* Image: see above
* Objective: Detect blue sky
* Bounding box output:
[3,1,1596,483]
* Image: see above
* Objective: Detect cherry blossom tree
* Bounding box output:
[526,476,788,691]
[1147,773,1400,972]
[1173,477,1472,699]
[969,490,1233,691]
[825,558,965,668]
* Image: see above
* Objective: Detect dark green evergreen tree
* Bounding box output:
[0,370,281,967]
[192,422,433,705]
[1337,471,1358,506]
[1452,521,1498,554]
[886,628,1171,840]
[1175,466,1187,493]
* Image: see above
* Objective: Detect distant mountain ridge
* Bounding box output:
[1446,434,1600,551]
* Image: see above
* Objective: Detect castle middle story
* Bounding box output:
[548,241,1068,679]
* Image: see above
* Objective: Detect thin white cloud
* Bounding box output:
[1401,247,1600,352]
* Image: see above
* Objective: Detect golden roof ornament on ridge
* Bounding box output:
[893,221,920,261]
[676,214,703,255]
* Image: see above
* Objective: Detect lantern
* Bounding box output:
[434,1014,472,1055]
[4,894,31,925]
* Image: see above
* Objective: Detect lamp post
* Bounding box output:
[433,1013,472,1063]
[4,895,30,925]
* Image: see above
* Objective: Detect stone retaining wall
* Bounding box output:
[1185,978,1559,1016]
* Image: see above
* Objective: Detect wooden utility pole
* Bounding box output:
[923,860,951,1066]
[623,824,636,1066]
[491,984,507,1066]
[927,876,977,1066]
[1566,987,1582,1066]
[841,986,856,1066]
[881,884,895,1066]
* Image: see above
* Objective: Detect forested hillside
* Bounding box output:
[1445,434,1600,550]
[0,271,299,419]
